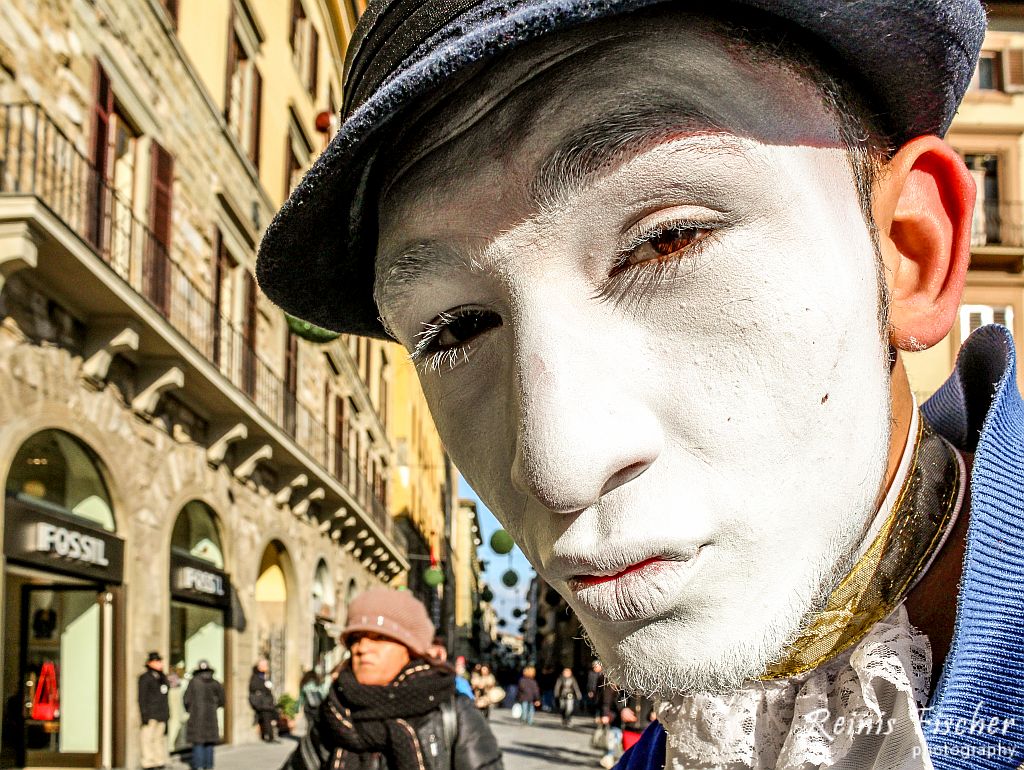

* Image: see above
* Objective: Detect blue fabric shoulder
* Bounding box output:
[615,722,666,770]
[455,676,474,699]
[922,325,1024,768]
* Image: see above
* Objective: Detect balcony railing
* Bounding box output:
[0,102,391,536]
[971,200,1023,248]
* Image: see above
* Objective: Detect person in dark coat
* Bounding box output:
[183,660,224,769]
[553,668,582,727]
[138,651,170,770]
[283,587,503,770]
[515,666,540,726]
[249,658,278,742]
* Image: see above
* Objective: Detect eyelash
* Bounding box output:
[596,219,716,307]
[409,219,717,373]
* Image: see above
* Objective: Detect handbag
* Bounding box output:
[591,723,608,750]
[511,702,522,719]
[31,661,60,721]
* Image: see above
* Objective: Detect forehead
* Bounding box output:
[379,10,843,239]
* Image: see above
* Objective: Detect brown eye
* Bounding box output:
[612,226,710,277]
[651,227,700,256]
[435,309,502,350]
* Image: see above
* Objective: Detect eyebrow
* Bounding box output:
[374,242,485,317]
[529,99,732,211]
[376,100,736,313]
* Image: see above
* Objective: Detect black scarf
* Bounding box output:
[317,661,455,770]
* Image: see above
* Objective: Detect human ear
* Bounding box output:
[872,136,975,350]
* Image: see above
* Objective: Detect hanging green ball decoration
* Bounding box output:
[423,566,445,587]
[501,569,519,588]
[489,530,515,555]
[285,313,341,344]
[480,587,495,603]
[512,608,523,618]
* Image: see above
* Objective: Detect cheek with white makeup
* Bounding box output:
[410,144,893,698]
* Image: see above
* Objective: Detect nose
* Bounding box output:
[508,309,663,514]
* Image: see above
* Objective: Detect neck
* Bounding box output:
[885,357,916,504]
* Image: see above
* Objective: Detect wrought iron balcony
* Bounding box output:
[0,102,393,540]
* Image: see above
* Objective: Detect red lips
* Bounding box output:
[572,557,664,588]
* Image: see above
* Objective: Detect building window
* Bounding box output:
[346,0,368,22]
[160,0,179,28]
[971,48,1024,93]
[225,28,263,168]
[378,349,389,431]
[960,304,1014,343]
[6,430,116,531]
[145,142,174,315]
[963,153,1003,246]
[291,0,319,97]
[977,51,1003,91]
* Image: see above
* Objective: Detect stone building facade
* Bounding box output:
[0,0,406,767]
[904,1,1024,397]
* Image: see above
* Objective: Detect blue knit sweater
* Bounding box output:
[618,325,1024,769]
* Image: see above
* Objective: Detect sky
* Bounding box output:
[458,474,536,632]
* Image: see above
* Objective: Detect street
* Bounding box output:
[157,707,609,769]
[489,708,608,769]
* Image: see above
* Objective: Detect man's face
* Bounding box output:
[376,14,893,695]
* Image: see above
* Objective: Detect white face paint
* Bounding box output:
[375,13,893,696]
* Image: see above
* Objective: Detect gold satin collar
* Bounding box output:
[761,414,961,680]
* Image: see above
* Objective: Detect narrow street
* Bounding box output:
[489,708,609,769]
[157,706,610,769]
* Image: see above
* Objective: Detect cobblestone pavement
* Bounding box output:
[489,708,611,769]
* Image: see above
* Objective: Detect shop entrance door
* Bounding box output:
[16,585,111,768]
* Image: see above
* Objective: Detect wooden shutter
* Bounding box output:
[308,24,320,96]
[1005,49,1024,93]
[212,230,231,364]
[162,0,179,28]
[146,141,174,314]
[242,272,258,396]
[88,63,114,250]
[334,394,346,481]
[223,16,238,120]
[250,67,263,169]
[290,0,302,44]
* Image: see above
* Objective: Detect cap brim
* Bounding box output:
[256,0,985,337]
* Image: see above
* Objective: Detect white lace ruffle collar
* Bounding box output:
[657,605,935,770]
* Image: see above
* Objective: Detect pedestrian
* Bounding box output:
[298,669,327,726]
[138,651,170,770]
[515,666,540,726]
[428,637,475,701]
[470,665,500,720]
[282,587,504,769]
[248,658,278,743]
[585,662,604,717]
[182,660,224,770]
[553,668,582,728]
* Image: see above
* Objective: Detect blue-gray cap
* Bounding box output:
[256,0,987,338]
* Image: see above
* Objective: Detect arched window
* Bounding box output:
[171,501,224,568]
[6,430,115,531]
[312,560,334,618]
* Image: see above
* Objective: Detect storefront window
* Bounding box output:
[6,430,115,531]
[168,602,225,751]
[171,501,224,568]
[167,502,227,753]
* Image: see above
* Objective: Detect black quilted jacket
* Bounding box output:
[281,695,503,770]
